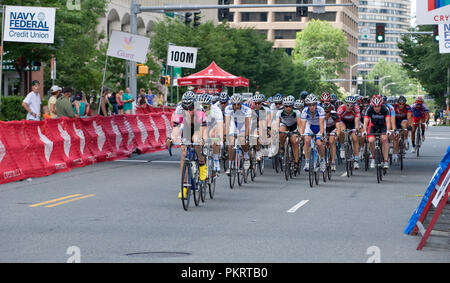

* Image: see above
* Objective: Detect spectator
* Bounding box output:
[137,88,149,106]
[109,91,118,115]
[56,87,77,118]
[73,91,90,118]
[156,92,164,107]
[47,85,60,118]
[98,87,111,116]
[42,105,51,119]
[116,90,124,115]
[122,87,134,114]
[22,80,42,121]
[146,88,155,106]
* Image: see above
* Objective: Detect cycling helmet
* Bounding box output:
[211,94,219,104]
[371,95,383,107]
[415,96,424,104]
[330,93,337,102]
[294,99,304,109]
[387,96,394,104]
[398,95,407,104]
[300,91,309,99]
[320,92,330,103]
[181,91,196,110]
[381,95,387,103]
[305,94,318,105]
[322,102,333,112]
[219,92,229,103]
[345,96,357,104]
[362,96,370,105]
[335,99,344,108]
[197,93,212,105]
[230,93,243,104]
[356,96,364,105]
[283,95,295,106]
[253,94,265,103]
[272,93,283,104]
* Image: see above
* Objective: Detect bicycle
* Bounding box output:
[203,138,221,200]
[169,140,203,211]
[323,133,333,182]
[395,128,407,171]
[343,129,357,178]
[369,133,387,184]
[414,121,423,157]
[280,131,299,181]
[363,136,370,172]
[303,134,321,188]
[228,132,245,189]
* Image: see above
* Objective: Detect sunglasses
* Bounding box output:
[307,103,316,107]
[398,102,405,105]
[255,102,262,105]
[202,104,210,109]
[232,103,241,106]
[220,101,228,104]
[284,105,293,108]
[275,102,282,105]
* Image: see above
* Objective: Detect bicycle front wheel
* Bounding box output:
[181,161,191,211]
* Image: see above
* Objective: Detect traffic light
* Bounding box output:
[218,0,231,22]
[374,76,379,86]
[433,25,439,42]
[296,0,308,17]
[352,76,357,86]
[136,64,148,76]
[184,12,192,25]
[375,23,385,43]
[193,12,201,27]
[165,76,171,87]
[160,75,170,86]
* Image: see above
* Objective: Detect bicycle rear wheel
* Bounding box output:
[309,148,314,188]
[209,177,216,199]
[237,153,243,187]
[181,162,191,211]
[192,163,201,206]
[315,156,320,186]
[284,141,290,181]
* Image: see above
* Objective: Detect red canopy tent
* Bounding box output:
[177,61,249,88]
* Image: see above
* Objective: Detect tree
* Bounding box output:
[292,19,349,83]
[398,25,450,107]
[149,18,311,98]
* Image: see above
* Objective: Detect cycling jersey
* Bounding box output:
[301,106,325,137]
[213,101,228,116]
[337,104,361,123]
[225,104,252,134]
[410,103,429,118]
[385,103,396,117]
[325,111,340,134]
[173,104,207,127]
[364,105,390,127]
[277,109,301,131]
[202,104,223,128]
[393,103,411,121]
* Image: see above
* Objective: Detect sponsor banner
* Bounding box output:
[4,5,56,43]
[167,45,198,69]
[417,0,450,24]
[106,30,150,63]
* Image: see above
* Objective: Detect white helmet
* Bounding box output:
[294,99,304,109]
[283,95,295,106]
[305,94,318,105]
[230,93,243,104]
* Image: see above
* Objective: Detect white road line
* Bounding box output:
[341,172,347,177]
[114,160,149,163]
[287,200,309,213]
[151,160,180,164]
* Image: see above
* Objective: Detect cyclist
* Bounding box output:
[276,95,302,172]
[198,94,224,172]
[225,93,252,174]
[410,96,430,153]
[330,93,338,106]
[363,95,392,169]
[252,93,269,161]
[299,94,326,172]
[323,102,340,171]
[267,93,284,157]
[382,95,397,157]
[320,92,331,106]
[294,99,304,113]
[300,91,309,104]
[214,92,230,145]
[167,91,208,199]
[337,96,361,170]
[392,95,412,162]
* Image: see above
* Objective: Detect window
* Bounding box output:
[241,12,268,22]
[274,30,300,39]
[274,12,302,22]
[308,12,337,22]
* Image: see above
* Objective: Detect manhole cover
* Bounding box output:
[125,252,191,258]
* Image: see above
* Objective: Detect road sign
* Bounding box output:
[417,0,450,24]
[167,45,198,69]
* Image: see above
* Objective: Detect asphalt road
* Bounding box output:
[0,126,449,263]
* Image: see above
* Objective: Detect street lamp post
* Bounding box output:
[378,75,391,94]
[382,82,396,95]
[304,56,324,66]
[349,63,364,94]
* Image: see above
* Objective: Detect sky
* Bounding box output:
[411,0,416,27]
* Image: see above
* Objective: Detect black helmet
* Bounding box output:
[300,91,309,99]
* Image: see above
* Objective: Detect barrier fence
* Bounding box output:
[0,110,175,185]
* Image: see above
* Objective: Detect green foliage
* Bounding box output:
[150,18,311,97]
[398,25,450,108]
[0,96,27,121]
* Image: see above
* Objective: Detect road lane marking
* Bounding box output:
[45,194,95,208]
[151,160,179,163]
[341,172,347,177]
[287,200,309,213]
[29,194,82,207]
[114,159,149,163]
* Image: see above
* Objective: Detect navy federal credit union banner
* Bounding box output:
[4,5,55,44]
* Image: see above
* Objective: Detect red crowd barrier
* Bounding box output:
[0,113,174,185]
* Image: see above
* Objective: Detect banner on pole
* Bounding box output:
[3,5,55,44]
[167,45,198,69]
[106,30,150,64]
[417,0,450,24]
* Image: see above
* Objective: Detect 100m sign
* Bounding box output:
[167,45,197,69]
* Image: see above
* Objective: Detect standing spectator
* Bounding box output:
[56,87,77,118]
[122,87,134,114]
[42,105,51,119]
[22,80,42,121]
[47,85,60,118]
[137,88,148,106]
[98,87,111,116]
[109,91,118,115]
[73,92,90,118]
[116,90,124,115]
[146,88,155,106]
[157,92,164,107]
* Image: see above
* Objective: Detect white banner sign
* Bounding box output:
[439,23,450,53]
[167,45,198,69]
[107,30,149,63]
[3,5,55,43]
[417,0,450,24]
